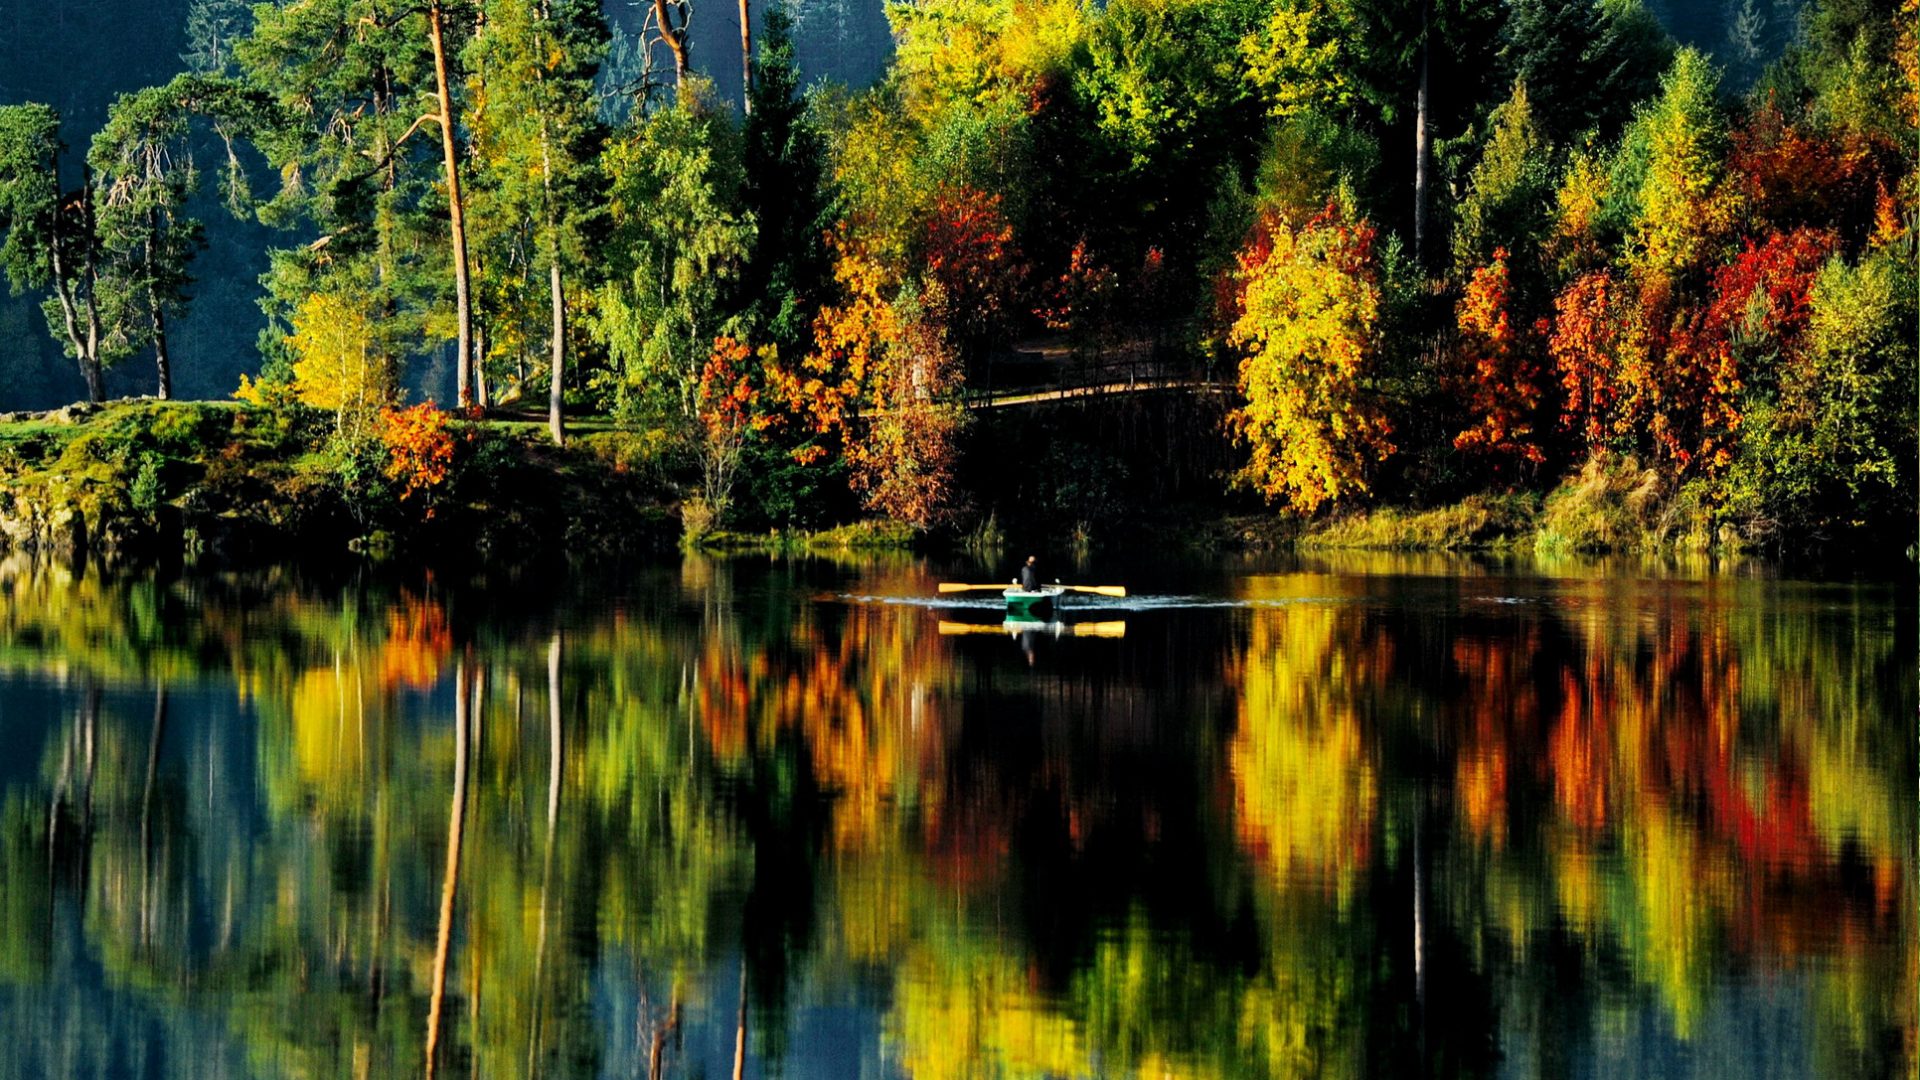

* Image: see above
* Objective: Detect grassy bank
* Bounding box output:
[687,518,920,553]
[0,400,680,562]
[1299,456,1744,555]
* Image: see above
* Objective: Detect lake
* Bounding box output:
[0,551,1912,1079]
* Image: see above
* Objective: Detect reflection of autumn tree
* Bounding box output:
[0,560,1910,1079]
[1449,576,1913,1055]
[1229,595,1384,901]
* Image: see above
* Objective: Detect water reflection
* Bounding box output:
[0,553,1911,1078]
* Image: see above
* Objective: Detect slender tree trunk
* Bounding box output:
[80,171,105,401]
[475,319,490,410]
[426,658,471,1080]
[145,215,170,400]
[1413,0,1431,269]
[428,2,475,408]
[48,191,104,403]
[738,0,752,113]
[652,0,691,87]
[547,258,566,446]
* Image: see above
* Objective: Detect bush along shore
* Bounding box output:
[4,398,1893,569]
[0,401,681,563]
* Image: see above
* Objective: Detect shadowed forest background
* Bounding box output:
[0,0,893,405]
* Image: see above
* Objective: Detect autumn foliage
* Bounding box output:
[1227,203,1392,513]
[1451,249,1547,471]
[378,403,456,510]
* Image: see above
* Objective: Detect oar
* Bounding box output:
[1063,585,1127,598]
[938,582,1015,593]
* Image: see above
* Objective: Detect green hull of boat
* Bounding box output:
[1004,587,1062,613]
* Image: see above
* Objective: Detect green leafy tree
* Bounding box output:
[591,80,755,423]
[467,0,608,444]
[1452,79,1556,275]
[1500,0,1672,143]
[237,0,450,403]
[0,105,120,402]
[181,0,254,75]
[739,6,832,355]
[1627,48,1742,280]
[1729,247,1917,539]
[89,76,273,400]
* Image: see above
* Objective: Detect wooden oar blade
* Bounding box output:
[938,582,1012,593]
[1065,585,1127,597]
[1068,620,1128,638]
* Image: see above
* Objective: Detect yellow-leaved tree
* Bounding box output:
[1629,49,1742,279]
[1228,201,1393,513]
[287,291,393,437]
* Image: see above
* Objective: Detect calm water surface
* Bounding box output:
[0,552,1912,1079]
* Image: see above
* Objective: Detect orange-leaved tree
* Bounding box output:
[378,403,456,515]
[777,229,971,527]
[696,335,777,517]
[1451,248,1548,473]
[1227,202,1392,513]
[1549,270,1630,455]
[920,184,1027,353]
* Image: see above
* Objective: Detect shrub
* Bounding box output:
[377,404,456,515]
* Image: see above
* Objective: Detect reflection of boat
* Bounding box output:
[938,618,1128,639]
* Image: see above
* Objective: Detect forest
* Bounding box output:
[0,0,1913,552]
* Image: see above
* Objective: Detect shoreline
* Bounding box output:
[1,400,1907,569]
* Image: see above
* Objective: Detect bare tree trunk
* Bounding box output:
[652,0,691,87]
[528,7,568,447]
[426,658,472,1080]
[1413,0,1431,269]
[48,187,104,403]
[738,0,752,113]
[428,2,476,409]
[145,217,171,400]
[475,318,489,409]
[548,257,566,446]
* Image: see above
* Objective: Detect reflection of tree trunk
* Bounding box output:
[731,965,747,1080]
[471,665,486,763]
[645,980,682,1080]
[141,686,168,950]
[426,659,472,1080]
[527,635,562,1079]
[81,685,98,839]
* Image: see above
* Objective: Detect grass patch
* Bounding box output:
[1535,453,1666,553]
[1304,493,1540,551]
[692,518,919,552]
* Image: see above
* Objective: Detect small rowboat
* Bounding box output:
[1003,585,1066,614]
[937,582,1126,612]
